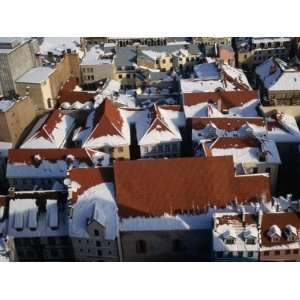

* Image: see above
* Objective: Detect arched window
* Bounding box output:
[136,240,147,254]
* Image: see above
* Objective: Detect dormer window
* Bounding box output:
[246,237,256,245]
[284,225,298,242]
[223,229,236,245]
[267,225,282,242]
[225,237,235,245]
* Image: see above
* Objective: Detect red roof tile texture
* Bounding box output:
[184,90,258,110]
[190,117,265,131]
[69,167,114,204]
[114,156,271,218]
[261,212,300,247]
[58,79,96,104]
[86,98,124,142]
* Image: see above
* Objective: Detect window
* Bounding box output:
[96,241,101,247]
[216,252,223,258]
[162,59,166,64]
[265,167,271,174]
[293,249,299,254]
[18,250,24,259]
[118,147,123,153]
[51,249,59,257]
[165,144,170,152]
[48,237,56,245]
[285,250,291,255]
[238,251,243,257]
[227,252,233,258]
[79,249,83,253]
[78,239,81,244]
[246,238,256,245]
[252,167,258,174]
[156,59,159,65]
[90,75,94,81]
[94,229,99,236]
[97,250,102,256]
[136,240,147,254]
[158,145,163,153]
[248,252,254,258]
[275,250,280,255]
[108,250,112,255]
[83,68,86,73]
[172,239,185,252]
[126,74,130,79]
[264,251,270,256]
[172,144,178,152]
[87,249,91,253]
[118,74,122,79]
[225,238,235,245]
[47,98,52,109]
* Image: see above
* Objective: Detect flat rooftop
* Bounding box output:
[16,67,55,84]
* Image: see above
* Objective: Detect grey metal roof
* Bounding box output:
[16,67,55,84]
[149,71,168,81]
[115,47,137,67]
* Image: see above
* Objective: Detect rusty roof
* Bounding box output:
[86,98,125,142]
[184,90,258,110]
[68,167,114,204]
[261,212,300,247]
[190,117,265,131]
[58,78,96,104]
[114,156,271,218]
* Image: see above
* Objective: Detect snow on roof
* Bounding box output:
[183,95,259,118]
[81,45,113,65]
[99,79,121,97]
[191,117,267,142]
[194,63,220,80]
[255,58,286,89]
[221,64,252,90]
[138,105,182,146]
[266,112,300,143]
[7,148,110,179]
[16,67,54,84]
[206,137,281,165]
[120,213,212,232]
[213,212,259,252]
[267,224,281,238]
[0,99,15,112]
[252,37,291,44]
[8,197,68,237]
[70,183,117,240]
[82,99,131,148]
[21,110,76,149]
[39,37,81,56]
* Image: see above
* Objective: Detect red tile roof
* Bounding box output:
[209,137,261,149]
[68,167,114,204]
[190,117,265,131]
[58,79,96,104]
[34,110,64,141]
[114,156,271,218]
[85,98,125,143]
[261,212,300,247]
[184,90,258,110]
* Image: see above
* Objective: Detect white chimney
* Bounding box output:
[258,209,263,228]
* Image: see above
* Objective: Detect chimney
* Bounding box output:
[213,214,219,231]
[258,209,263,228]
[259,151,267,162]
[286,194,293,204]
[8,187,15,199]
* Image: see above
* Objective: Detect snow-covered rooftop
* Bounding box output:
[21,110,76,149]
[8,197,68,238]
[16,67,55,84]
[0,99,15,112]
[81,45,114,65]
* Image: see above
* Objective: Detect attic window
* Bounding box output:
[225,237,235,245]
[245,237,256,245]
[136,240,147,254]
